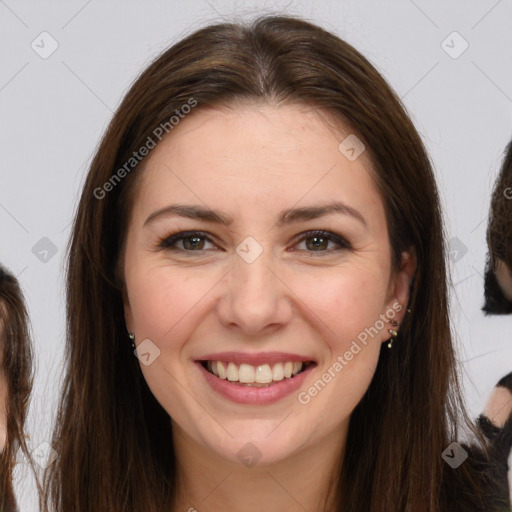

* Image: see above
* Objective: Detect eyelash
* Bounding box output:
[156,230,351,255]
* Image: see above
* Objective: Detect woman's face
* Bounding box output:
[495,258,512,301]
[122,103,415,466]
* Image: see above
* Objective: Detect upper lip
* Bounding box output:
[196,351,316,366]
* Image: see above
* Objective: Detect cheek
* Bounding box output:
[291,264,387,410]
[126,265,211,415]
[293,262,389,346]
[126,259,207,341]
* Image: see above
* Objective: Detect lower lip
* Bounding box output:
[196,362,316,405]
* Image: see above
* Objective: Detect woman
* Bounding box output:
[0,265,34,512]
[478,139,512,503]
[42,15,510,512]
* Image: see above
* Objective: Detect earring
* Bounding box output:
[128,332,135,349]
[387,329,398,349]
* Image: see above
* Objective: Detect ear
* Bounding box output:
[382,247,417,336]
[122,281,135,334]
[124,304,134,335]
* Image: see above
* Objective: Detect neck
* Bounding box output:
[171,421,347,512]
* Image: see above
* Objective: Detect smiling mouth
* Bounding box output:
[199,360,316,387]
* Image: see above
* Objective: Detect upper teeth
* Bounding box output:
[206,361,304,384]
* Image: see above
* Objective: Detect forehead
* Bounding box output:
[131,102,385,230]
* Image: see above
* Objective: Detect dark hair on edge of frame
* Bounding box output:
[483,139,512,315]
[482,255,512,315]
[0,265,36,512]
[42,14,509,512]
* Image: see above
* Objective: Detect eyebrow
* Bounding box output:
[143,201,367,228]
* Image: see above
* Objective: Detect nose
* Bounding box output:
[216,249,293,337]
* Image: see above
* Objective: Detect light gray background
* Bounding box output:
[1,1,511,509]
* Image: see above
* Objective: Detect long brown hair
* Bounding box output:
[0,265,34,511]
[42,15,507,511]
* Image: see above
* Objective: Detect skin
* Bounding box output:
[494,258,512,301]
[122,102,416,512]
[483,386,512,428]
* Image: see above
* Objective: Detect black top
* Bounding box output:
[476,372,512,510]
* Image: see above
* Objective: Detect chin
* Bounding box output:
[205,427,305,468]
[225,441,297,468]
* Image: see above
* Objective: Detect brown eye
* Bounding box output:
[294,230,351,254]
[182,235,206,250]
[158,231,216,252]
[305,235,329,251]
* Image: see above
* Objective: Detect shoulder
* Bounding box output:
[476,372,512,509]
[482,373,512,434]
